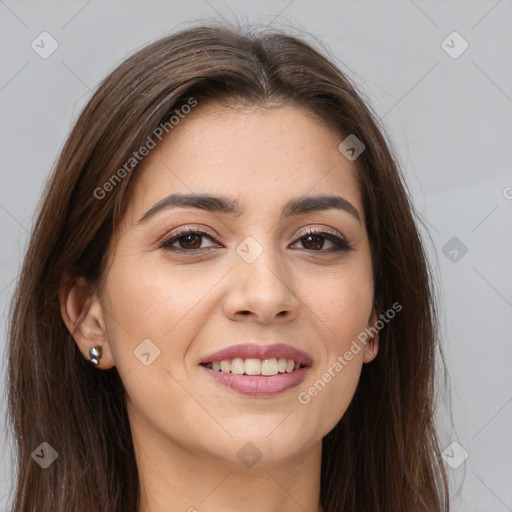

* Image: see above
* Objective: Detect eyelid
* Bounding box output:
[158,224,220,247]
[294,225,344,240]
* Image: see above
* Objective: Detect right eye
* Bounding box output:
[159,228,220,252]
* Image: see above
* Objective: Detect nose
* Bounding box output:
[223,241,300,324]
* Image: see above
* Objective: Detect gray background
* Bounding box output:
[1,1,511,510]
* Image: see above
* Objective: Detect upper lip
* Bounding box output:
[199,343,313,366]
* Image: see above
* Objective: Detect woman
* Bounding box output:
[6,23,449,511]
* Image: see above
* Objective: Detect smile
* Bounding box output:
[201,357,306,376]
[198,342,312,396]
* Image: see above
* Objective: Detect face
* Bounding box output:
[80,103,378,467]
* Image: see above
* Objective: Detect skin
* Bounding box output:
[60,102,379,512]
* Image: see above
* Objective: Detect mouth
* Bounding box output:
[198,343,312,396]
[200,358,307,376]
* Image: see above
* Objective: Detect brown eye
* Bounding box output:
[301,234,325,250]
[178,233,204,250]
[293,230,353,253]
[160,229,218,252]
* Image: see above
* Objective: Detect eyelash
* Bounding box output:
[158,227,354,254]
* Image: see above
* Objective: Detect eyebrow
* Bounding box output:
[137,192,361,224]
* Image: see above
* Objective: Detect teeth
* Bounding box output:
[244,358,261,375]
[205,358,303,376]
[261,358,278,376]
[231,357,244,375]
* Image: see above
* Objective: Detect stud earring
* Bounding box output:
[88,346,102,367]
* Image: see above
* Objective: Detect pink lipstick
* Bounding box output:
[199,343,312,397]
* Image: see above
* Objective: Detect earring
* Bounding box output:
[88,346,102,367]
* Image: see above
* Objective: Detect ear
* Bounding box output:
[59,275,115,369]
[362,307,380,363]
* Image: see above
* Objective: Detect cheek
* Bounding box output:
[295,261,373,432]
[301,358,363,438]
[296,323,366,438]
[98,257,220,437]
[306,261,374,344]
[99,254,229,371]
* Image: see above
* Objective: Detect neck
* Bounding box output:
[132,422,323,512]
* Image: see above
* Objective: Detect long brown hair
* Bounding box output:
[7,22,449,511]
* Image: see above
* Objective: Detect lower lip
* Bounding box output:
[200,365,309,396]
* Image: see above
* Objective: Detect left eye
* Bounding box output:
[292,230,352,252]
[159,229,353,253]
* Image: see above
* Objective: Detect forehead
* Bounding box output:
[125,103,363,221]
